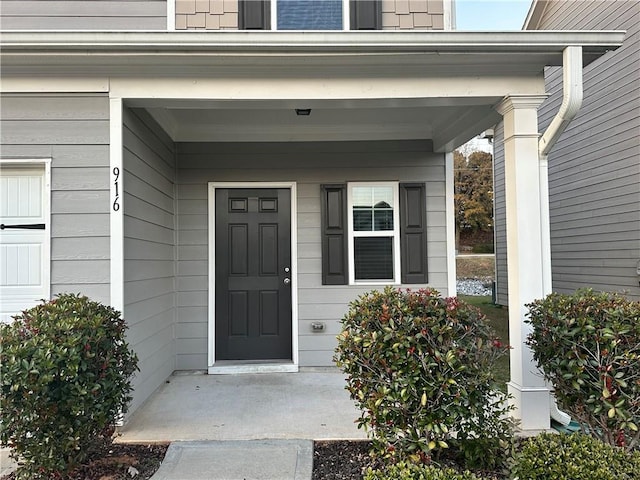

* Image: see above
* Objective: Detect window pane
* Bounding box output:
[374,209,393,231]
[372,186,393,207]
[277,0,343,30]
[354,237,393,280]
[353,208,372,231]
[352,186,373,208]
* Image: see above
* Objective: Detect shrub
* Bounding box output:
[0,293,139,479]
[526,289,640,451]
[364,462,485,480]
[471,243,494,254]
[334,287,514,466]
[511,432,640,480]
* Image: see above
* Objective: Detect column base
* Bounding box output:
[507,382,551,431]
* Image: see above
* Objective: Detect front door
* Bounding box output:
[215,188,292,361]
[0,165,49,323]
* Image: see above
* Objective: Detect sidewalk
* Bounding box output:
[149,440,313,480]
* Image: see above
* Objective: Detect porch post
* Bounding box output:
[495,95,550,431]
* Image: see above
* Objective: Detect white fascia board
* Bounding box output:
[0,30,625,55]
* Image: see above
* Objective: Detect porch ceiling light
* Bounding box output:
[295,108,311,116]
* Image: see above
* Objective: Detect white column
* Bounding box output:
[496,95,550,431]
[109,97,124,313]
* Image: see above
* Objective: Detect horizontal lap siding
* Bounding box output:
[176,140,447,368]
[534,0,640,300]
[492,123,508,306]
[0,93,111,303]
[0,0,166,30]
[122,108,176,414]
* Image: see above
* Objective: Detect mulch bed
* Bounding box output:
[313,440,507,479]
[2,440,507,479]
[1,443,168,480]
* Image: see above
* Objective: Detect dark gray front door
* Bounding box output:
[215,188,292,360]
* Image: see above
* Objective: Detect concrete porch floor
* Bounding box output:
[117,369,368,443]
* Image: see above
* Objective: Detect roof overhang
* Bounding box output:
[0,30,625,74]
[0,31,625,150]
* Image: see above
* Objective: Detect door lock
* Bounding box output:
[283,278,291,285]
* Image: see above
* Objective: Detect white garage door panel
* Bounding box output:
[1,242,42,286]
[0,175,43,218]
[0,165,50,323]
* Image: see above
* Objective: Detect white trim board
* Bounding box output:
[109,98,124,313]
[207,181,299,374]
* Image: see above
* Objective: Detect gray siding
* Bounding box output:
[492,122,508,306]
[534,0,640,299]
[0,0,167,30]
[0,93,111,302]
[175,141,448,368]
[122,107,176,414]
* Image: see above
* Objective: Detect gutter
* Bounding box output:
[538,45,584,427]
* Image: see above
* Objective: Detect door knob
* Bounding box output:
[283,278,291,285]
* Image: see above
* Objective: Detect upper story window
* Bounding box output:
[277,0,343,30]
[239,0,381,30]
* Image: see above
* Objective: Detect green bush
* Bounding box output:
[364,462,485,480]
[512,432,640,480]
[0,293,139,479]
[335,287,514,466]
[526,289,640,451]
[471,243,494,254]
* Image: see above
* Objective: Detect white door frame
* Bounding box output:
[0,158,51,320]
[207,181,299,374]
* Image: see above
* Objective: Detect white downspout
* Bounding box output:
[538,45,583,426]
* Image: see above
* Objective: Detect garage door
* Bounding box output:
[0,165,49,323]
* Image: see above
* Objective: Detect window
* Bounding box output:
[321,182,427,286]
[348,183,401,284]
[277,0,343,30]
[239,0,381,30]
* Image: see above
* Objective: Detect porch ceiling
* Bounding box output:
[132,97,502,149]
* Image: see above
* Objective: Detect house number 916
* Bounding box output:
[112,167,120,212]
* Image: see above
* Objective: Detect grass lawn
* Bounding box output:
[459,295,510,391]
[456,256,495,278]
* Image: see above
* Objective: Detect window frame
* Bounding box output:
[347,181,401,285]
[270,0,350,31]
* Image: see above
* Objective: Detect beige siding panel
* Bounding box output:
[0,0,166,30]
[122,107,177,416]
[176,140,448,369]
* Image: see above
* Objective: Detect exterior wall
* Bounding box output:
[175,140,448,368]
[122,107,177,413]
[176,0,238,30]
[0,0,167,30]
[539,0,639,299]
[0,93,111,303]
[492,122,508,306]
[495,0,640,303]
[381,0,444,30]
[175,0,445,30]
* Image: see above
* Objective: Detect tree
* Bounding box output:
[454,149,494,249]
